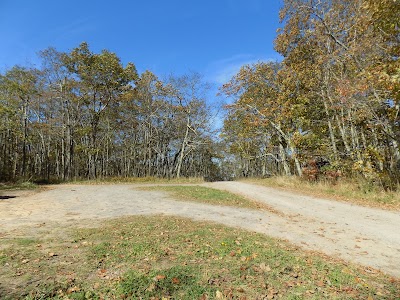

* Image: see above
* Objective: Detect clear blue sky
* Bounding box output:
[0,0,283,86]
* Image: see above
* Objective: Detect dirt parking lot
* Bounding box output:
[1,182,399,277]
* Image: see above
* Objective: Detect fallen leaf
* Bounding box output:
[97,269,108,278]
[146,282,156,292]
[171,277,180,284]
[364,267,377,274]
[291,272,299,278]
[216,290,224,299]
[260,263,271,272]
[199,293,209,300]
[67,286,80,294]
[316,280,325,287]
[285,281,295,287]
[154,274,166,281]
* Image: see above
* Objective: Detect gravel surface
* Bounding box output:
[0,182,399,277]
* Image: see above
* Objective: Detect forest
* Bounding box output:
[0,0,399,187]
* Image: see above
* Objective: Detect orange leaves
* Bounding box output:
[153,273,180,285]
[97,268,108,278]
[171,277,180,284]
[66,286,81,294]
[154,274,166,281]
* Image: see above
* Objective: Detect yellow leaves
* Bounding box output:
[66,286,81,294]
[239,253,258,262]
[215,290,224,299]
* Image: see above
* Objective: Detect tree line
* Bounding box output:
[0,43,218,181]
[1,0,399,186]
[221,0,399,188]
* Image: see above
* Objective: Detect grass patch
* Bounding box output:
[0,216,399,299]
[14,238,38,247]
[139,185,267,210]
[0,181,38,191]
[245,177,400,210]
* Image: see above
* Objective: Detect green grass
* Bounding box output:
[14,238,38,246]
[0,216,399,299]
[0,181,38,191]
[245,177,400,210]
[139,185,268,210]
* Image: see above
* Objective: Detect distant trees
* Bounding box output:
[0,43,216,181]
[221,0,400,187]
[2,0,398,186]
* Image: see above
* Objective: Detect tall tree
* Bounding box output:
[0,66,41,179]
[62,42,138,179]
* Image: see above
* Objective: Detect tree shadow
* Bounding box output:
[0,195,17,200]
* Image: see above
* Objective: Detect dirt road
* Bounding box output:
[0,182,399,277]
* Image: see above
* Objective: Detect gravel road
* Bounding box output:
[0,182,399,277]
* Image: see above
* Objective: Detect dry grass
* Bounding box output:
[244,176,400,211]
[68,176,204,185]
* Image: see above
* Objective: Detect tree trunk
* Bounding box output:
[176,116,190,178]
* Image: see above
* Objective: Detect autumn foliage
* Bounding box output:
[221,0,400,188]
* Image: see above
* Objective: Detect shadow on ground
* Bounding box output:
[0,196,17,200]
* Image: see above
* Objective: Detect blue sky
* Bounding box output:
[0,0,283,87]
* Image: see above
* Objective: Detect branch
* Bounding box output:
[244,104,289,141]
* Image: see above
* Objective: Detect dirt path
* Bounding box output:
[0,182,399,277]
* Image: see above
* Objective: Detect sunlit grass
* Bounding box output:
[139,185,268,210]
[1,216,398,299]
[0,181,38,191]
